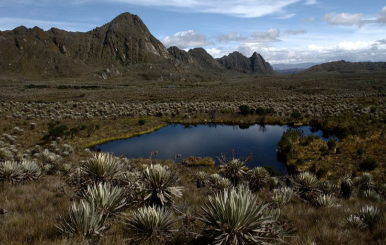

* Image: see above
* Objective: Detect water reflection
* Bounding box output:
[92,124,333,175]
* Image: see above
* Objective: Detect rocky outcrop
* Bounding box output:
[216,51,274,75]
[168,46,221,71]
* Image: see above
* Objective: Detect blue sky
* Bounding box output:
[0,0,385,64]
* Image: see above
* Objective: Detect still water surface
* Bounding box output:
[92,124,332,175]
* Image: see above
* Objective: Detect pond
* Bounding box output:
[92,124,334,175]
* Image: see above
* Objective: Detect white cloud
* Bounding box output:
[205,48,224,58]
[277,14,296,19]
[217,29,281,43]
[162,30,213,49]
[250,29,281,42]
[377,6,386,24]
[284,29,307,35]
[73,0,303,18]
[304,0,317,5]
[323,12,364,26]
[302,17,315,22]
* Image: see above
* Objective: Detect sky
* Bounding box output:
[0,0,385,65]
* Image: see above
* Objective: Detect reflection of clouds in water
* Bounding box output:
[97,124,325,175]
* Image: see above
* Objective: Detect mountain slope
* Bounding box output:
[302,60,386,74]
[0,13,171,78]
[216,51,274,75]
[0,12,275,80]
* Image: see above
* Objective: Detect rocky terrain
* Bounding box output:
[216,51,275,75]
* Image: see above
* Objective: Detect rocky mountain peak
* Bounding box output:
[216,51,274,75]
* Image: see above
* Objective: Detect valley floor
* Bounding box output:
[1,73,386,244]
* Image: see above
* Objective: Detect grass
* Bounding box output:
[0,72,386,244]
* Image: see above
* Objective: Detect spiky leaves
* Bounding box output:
[193,171,209,188]
[199,186,293,245]
[249,167,270,191]
[271,187,295,208]
[219,158,249,186]
[126,206,179,244]
[316,194,337,208]
[81,153,126,183]
[142,164,183,206]
[21,160,43,181]
[82,182,127,214]
[56,200,109,238]
[0,160,25,183]
[209,174,233,191]
[354,173,375,193]
[293,172,322,202]
[357,205,381,228]
[346,205,381,229]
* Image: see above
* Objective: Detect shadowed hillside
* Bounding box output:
[303,60,386,74]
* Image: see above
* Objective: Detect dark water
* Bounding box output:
[92,124,334,175]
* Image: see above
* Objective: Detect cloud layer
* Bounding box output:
[25,0,305,18]
[162,30,213,49]
[323,6,386,27]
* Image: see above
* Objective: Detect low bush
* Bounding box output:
[359,157,378,171]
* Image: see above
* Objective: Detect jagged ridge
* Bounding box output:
[216,51,274,75]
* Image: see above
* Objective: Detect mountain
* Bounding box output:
[302,60,386,74]
[0,12,171,79]
[216,51,274,75]
[168,46,221,71]
[0,12,274,80]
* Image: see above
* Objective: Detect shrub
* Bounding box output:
[354,173,375,192]
[238,105,250,115]
[82,182,127,214]
[0,160,25,183]
[293,172,322,202]
[193,171,209,188]
[48,123,68,139]
[347,205,382,229]
[256,107,270,116]
[316,194,336,208]
[81,153,126,183]
[271,187,295,208]
[56,200,109,237]
[277,129,303,161]
[209,174,233,191]
[248,167,270,191]
[359,157,378,171]
[218,153,251,186]
[126,206,179,244]
[341,175,353,199]
[291,111,302,119]
[327,139,337,151]
[182,156,215,166]
[358,205,381,228]
[0,148,13,161]
[199,186,293,244]
[138,119,146,125]
[142,164,183,206]
[21,160,43,181]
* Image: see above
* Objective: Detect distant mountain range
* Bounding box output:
[0,12,274,80]
[272,63,318,70]
[0,12,384,81]
[302,60,386,74]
